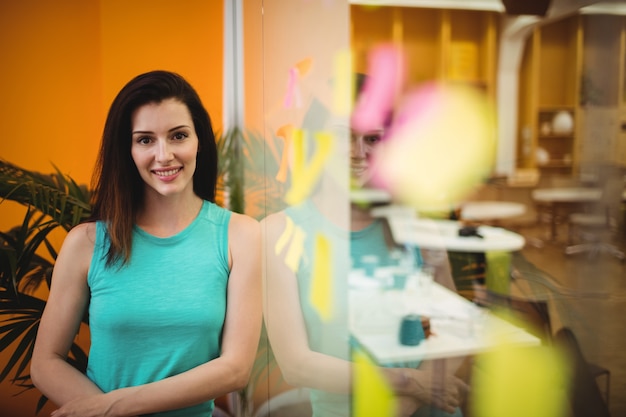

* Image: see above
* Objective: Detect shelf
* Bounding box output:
[538,135,574,139]
[538,161,573,168]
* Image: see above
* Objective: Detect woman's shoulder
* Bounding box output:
[228,211,260,234]
[259,210,291,246]
[65,222,97,245]
[57,222,97,271]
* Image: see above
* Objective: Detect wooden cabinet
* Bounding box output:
[351,5,499,99]
[517,16,581,176]
[518,13,626,175]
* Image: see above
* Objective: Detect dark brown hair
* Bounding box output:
[89,70,218,265]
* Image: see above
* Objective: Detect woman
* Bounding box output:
[262,86,468,416]
[31,70,262,417]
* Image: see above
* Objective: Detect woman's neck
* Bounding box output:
[136,192,204,237]
[350,202,376,231]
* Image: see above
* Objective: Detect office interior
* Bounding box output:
[1,0,625,416]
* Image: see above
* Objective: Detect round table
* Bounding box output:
[387,218,526,252]
[531,187,602,241]
[460,201,526,223]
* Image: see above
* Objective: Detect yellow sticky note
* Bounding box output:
[472,342,570,417]
[285,129,334,205]
[285,226,306,273]
[333,49,352,116]
[275,216,306,273]
[309,234,333,321]
[353,349,396,417]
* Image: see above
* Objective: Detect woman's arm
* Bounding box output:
[420,248,456,291]
[261,212,353,393]
[262,213,468,408]
[47,213,264,417]
[31,223,104,404]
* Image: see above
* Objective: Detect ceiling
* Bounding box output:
[349,0,626,15]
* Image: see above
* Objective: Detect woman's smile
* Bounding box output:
[153,167,183,180]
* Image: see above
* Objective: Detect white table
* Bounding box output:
[350,188,392,204]
[387,218,526,252]
[532,187,603,204]
[371,206,526,252]
[460,201,526,223]
[350,281,541,364]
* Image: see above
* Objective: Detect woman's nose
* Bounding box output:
[352,137,367,158]
[156,140,173,162]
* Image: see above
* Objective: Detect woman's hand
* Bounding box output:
[385,367,469,414]
[49,393,137,417]
[50,394,109,417]
[409,369,468,413]
[395,395,422,417]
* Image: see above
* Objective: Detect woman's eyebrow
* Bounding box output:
[167,125,191,133]
[132,125,191,135]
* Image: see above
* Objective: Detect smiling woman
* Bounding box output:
[29,71,263,417]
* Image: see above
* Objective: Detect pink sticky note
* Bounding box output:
[351,44,406,133]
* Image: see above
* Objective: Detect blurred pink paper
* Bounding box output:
[351,44,406,133]
[283,67,302,108]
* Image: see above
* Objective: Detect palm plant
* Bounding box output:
[216,126,287,219]
[0,159,91,412]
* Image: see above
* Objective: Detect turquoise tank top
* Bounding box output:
[86,200,231,417]
[284,200,425,417]
[285,200,351,417]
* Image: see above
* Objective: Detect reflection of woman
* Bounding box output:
[262,84,467,415]
[31,70,262,416]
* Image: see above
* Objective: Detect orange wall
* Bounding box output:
[0,1,223,415]
[0,0,223,229]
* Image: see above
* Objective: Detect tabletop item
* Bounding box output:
[399,314,426,346]
[458,225,483,239]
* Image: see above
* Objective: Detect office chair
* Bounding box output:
[477,290,611,406]
[554,327,611,417]
[565,176,625,261]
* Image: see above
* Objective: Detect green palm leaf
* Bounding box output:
[0,159,91,231]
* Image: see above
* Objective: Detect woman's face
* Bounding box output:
[350,128,383,188]
[131,98,199,200]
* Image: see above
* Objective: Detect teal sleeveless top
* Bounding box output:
[86,200,231,417]
[285,200,351,417]
[284,200,429,416]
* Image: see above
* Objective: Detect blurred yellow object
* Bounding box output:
[472,341,570,417]
[371,82,496,210]
[310,234,333,321]
[353,349,396,417]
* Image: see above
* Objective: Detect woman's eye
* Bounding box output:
[137,136,152,145]
[364,134,382,145]
[173,132,188,140]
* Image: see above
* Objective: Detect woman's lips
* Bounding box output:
[153,167,182,180]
